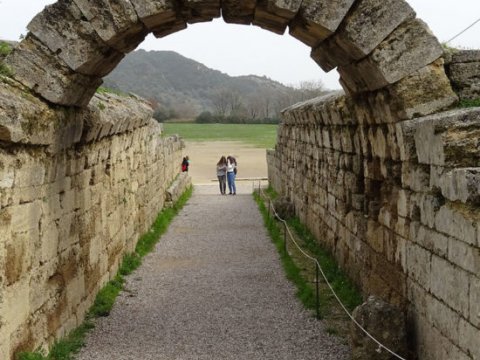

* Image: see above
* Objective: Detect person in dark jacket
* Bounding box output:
[181,156,189,172]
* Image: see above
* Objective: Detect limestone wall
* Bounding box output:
[268,92,480,359]
[445,50,480,101]
[0,78,185,359]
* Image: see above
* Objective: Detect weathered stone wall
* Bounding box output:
[445,50,480,101]
[0,78,186,359]
[268,92,480,359]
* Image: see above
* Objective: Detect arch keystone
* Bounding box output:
[26,0,125,76]
[289,0,355,47]
[179,0,221,24]
[222,0,257,25]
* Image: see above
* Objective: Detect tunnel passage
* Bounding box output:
[1,1,471,360]
[5,0,456,114]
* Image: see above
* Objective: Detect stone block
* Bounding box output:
[403,108,480,166]
[315,0,415,70]
[222,0,257,24]
[446,50,480,101]
[430,255,469,317]
[253,0,302,34]
[470,276,480,327]
[446,49,480,64]
[289,0,355,47]
[14,158,46,188]
[434,203,478,246]
[0,78,83,147]
[386,59,458,120]
[5,233,31,286]
[338,19,443,92]
[10,201,42,233]
[40,221,60,263]
[458,318,480,359]
[406,243,431,290]
[129,0,177,28]
[72,0,148,53]
[2,280,30,338]
[395,121,418,161]
[152,19,188,38]
[80,92,153,143]
[431,167,480,204]
[5,35,102,107]
[180,0,221,23]
[351,296,408,359]
[366,220,384,253]
[448,237,480,274]
[368,126,388,159]
[27,0,125,76]
[425,293,460,345]
[410,223,448,258]
[401,162,430,193]
[311,36,351,72]
[413,312,470,360]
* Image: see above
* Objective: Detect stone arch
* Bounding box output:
[5,0,455,112]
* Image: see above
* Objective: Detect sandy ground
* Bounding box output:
[183,141,269,185]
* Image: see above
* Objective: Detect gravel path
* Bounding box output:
[76,185,350,360]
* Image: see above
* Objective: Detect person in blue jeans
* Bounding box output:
[226,155,237,195]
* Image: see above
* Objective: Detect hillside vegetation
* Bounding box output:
[104,49,327,122]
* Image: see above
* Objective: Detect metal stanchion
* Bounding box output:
[283,222,287,254]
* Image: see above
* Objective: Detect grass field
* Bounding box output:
[163,123,278,148]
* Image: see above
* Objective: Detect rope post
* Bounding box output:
[283,222,287,254]
[268,199,271,221]
[315,262,320,320]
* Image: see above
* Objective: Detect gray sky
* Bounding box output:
[0,0,479,89]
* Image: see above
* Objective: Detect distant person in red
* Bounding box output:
[181,156,189,172]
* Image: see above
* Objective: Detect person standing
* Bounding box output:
[216,156,227,195]
[226,155,237,195]
[181,156,189,172]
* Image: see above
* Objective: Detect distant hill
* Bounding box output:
[103,49,326,120]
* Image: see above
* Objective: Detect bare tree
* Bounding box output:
[211,88,230,116]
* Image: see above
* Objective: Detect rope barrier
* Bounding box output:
[255,181,406,360]
[445,16,480,44]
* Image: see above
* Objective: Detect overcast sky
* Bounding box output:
[0,0,479,89]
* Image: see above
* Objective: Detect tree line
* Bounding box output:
[152,80,327,123]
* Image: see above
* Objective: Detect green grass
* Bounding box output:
[96,86,129,97]
[0,41,12,57]
[254,187,362,322]
[287,217,363,312]
[17,185,193,360]
[458,98,480,108]
[163,123,278,148]
[0,63,12,77]
[254,191,316,311]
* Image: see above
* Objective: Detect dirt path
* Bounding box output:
[183,141,269,184]
[76,185,349,360]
